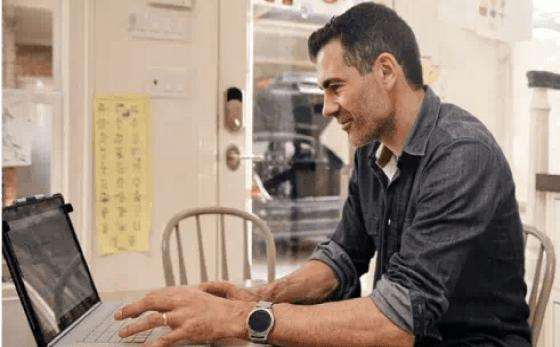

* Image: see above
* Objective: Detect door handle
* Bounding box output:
[226,144,264,171]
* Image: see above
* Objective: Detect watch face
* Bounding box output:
[249,309,272,333]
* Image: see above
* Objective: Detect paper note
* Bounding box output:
[93,93,152,255]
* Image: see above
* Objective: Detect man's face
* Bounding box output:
[317,40,394,147]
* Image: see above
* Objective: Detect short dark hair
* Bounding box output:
[308,2,423,89]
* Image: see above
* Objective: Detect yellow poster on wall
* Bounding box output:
[93,93,152,255]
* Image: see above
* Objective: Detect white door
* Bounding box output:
[82,0,255,292]
[216,0,255,282]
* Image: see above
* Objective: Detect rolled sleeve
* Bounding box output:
[369,275,414,334]
[309,239,361,300]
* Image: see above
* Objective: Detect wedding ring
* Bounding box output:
[162,312,168,327]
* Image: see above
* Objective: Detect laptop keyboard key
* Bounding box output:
[109,333,123,343]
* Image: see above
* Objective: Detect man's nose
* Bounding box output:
[322,95,339,118]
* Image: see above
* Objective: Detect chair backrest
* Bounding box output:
[161,206,276,287]
[523,224,556,346]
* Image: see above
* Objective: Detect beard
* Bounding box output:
[370,116,396,142]
[348,112,396,148]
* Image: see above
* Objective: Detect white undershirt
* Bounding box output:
[376,144,399,181]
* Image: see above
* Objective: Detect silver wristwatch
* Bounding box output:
[247,301,274,344]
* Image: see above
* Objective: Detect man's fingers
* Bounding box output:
[146,286,194,298]
[115,296,174,320]
[118,312,166,338]
[198,281,234,297]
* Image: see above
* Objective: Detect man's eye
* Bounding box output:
[331,85,341,92]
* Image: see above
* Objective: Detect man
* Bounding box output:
[115,3,532,347]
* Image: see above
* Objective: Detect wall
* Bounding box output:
[66,0,221,293]
[393,0,513,158]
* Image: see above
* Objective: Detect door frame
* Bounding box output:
[216,0,254,281]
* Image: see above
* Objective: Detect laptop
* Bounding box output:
[2,194,253,347]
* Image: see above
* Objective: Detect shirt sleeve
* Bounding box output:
[374,139,505,338]
[309,152,377,301]
[369,275,414,334]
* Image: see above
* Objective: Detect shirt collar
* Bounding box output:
[401,85,441,157]
[366,85,441,160]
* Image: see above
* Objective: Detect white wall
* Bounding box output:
[394,0,513,158]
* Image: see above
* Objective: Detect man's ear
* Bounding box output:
[375,53,399,91]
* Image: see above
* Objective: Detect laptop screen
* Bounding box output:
[3,195,100,345]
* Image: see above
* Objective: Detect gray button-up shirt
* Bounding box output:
[310,87,532,347]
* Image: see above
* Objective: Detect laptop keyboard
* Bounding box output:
[81,308,155,344]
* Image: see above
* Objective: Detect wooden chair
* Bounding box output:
[523,225,556,346]
[161,206,276,287]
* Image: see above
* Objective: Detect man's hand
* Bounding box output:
[114,287,252,347]
[197,281,260,302]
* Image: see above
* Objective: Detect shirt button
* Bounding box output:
[388,219,391,226]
